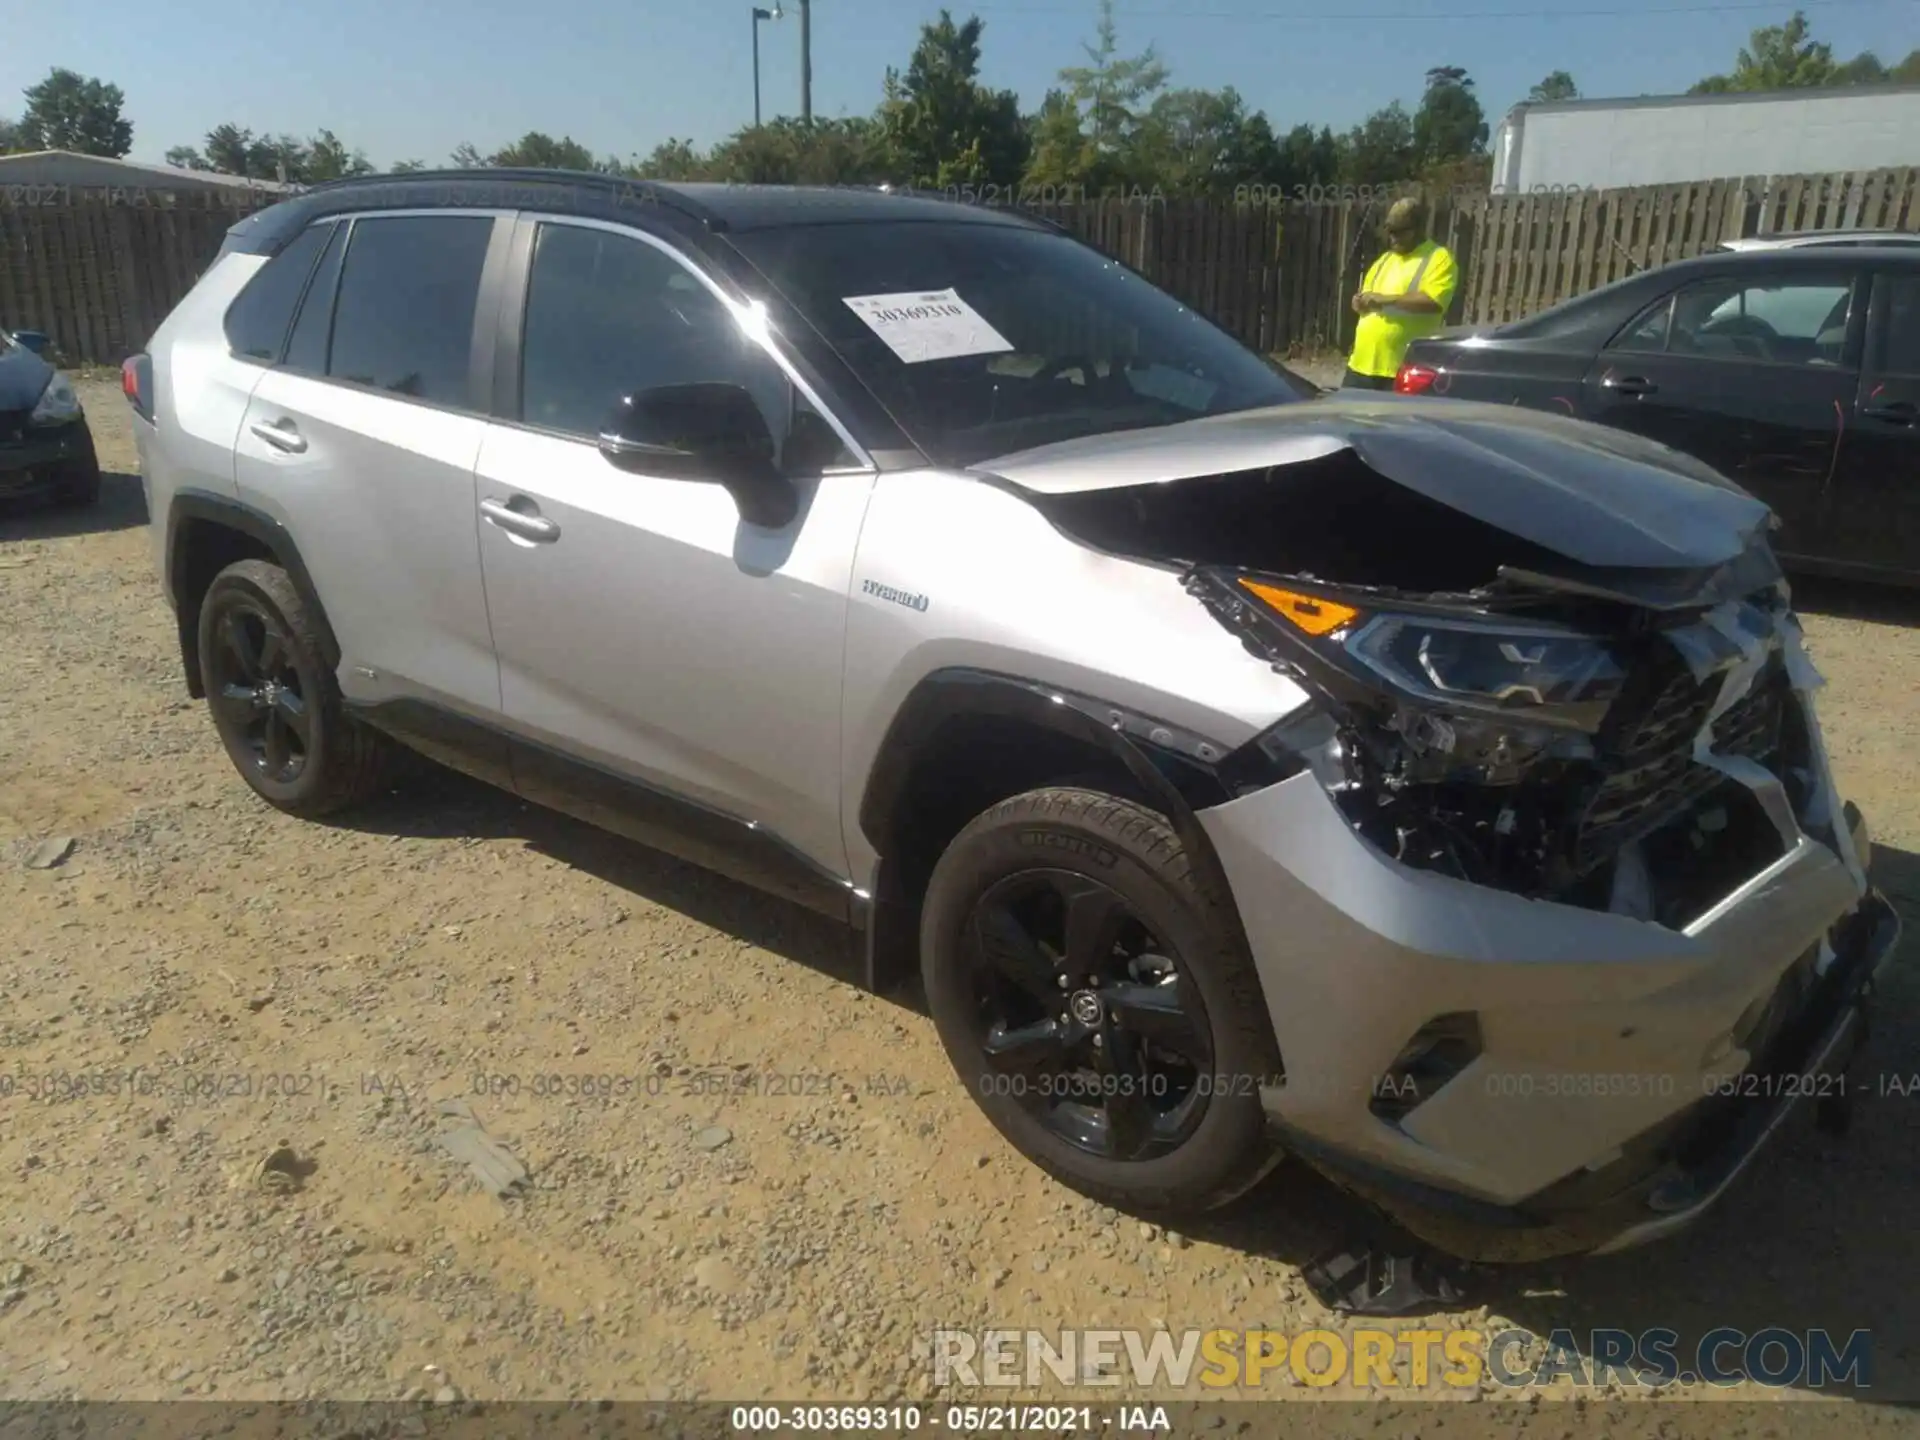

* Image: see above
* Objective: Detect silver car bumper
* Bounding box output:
[1198,768,1896,1262]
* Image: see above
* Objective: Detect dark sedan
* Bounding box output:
[0,327,101,509]
[1395,245,1920,585]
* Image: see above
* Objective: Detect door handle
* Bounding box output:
[480,496,560,543]
[1861,400,1918,425]
[1602,374,1658,397]
[248,418,306,453]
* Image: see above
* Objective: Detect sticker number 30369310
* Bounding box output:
[842,288,1015,365]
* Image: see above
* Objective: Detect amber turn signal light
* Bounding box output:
[1238,579,1361,637]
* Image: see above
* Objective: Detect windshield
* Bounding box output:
[729,220,1310,467]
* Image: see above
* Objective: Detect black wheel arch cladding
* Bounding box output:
[857,669,1248,911]
[166,490,340,700]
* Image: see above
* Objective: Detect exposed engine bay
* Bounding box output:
[995,435,1867,932]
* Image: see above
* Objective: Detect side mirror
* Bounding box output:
[597,382,797,529]
[9,330,49,356]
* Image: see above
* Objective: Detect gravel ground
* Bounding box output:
[0,378,1915,1425]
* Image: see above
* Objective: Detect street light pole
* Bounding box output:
[799,0,812,123]
[751,5,780,128]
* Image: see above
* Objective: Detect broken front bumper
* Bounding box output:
[1196,766,1898,1264]
[0,416,91,496]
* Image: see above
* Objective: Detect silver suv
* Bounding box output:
[128,172,1896,1264]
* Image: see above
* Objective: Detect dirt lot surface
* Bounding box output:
[0,379,1916,1426]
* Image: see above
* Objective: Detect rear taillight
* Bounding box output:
[122,354,152,421]
[1395,363,1439,395]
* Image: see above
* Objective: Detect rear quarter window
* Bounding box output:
[222,221,334,364]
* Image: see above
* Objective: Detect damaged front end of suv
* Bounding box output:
[992,398,1899,1262]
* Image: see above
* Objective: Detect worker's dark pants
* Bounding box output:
[1341,368,1395,391]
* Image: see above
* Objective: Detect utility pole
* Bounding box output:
[799,0,812,123]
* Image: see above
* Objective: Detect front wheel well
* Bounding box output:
[878,714,1157,908]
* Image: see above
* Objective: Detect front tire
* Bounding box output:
[196,559,392,817]
[921,787,1284,1216]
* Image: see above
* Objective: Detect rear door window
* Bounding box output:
[326,214,494,408]
[1666,273,1856,367]
[223,221,333,364]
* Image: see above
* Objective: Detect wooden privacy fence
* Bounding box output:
[1032,166,1920,356]
[2,167,1917,367]
[0,190,271,368]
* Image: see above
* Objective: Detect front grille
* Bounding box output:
[1712,663,1790,762]
[1574,649,1791,871]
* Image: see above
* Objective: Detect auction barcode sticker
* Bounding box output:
[842,288,1015,364]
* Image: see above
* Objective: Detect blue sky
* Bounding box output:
[4,0,1912,168]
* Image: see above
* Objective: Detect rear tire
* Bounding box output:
[921,786,1285,1216]
[196,559,392,817]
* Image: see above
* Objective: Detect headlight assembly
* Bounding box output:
[1214,572,1627,735]
[29,372,82,427]
[1346,614,1625,732]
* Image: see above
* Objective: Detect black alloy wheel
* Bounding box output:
[195,558,393,817]
[922,788,1285,1215]
[966,868,1215,1161]
[207,599,314,787]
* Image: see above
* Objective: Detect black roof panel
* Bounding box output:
[217,169,1046,257]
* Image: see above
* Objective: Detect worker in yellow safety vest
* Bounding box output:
[1343,197,1459,390]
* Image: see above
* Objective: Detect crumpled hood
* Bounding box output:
[0,343,54,413]
[975,394,1772,573]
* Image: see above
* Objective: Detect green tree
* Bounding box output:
[387,159,428,173]
[631,137,711,180]
[706,117,887,184]
[1275,123,1341,191]
[1056,0,1169,157]
[1133,87,1284,194]
[449,141,487,168]
[19,68,134,156]
[486,132,598,169]
[1337,101,1417,186]
[0,116,24,154]
[255,133,312,183]
[202,124,258,175]
[1829,52,1884,84]
[1412,66,1487,171]
[306,129,374,182]
[1528,70,1579,102]
[1022,88,1098,188]
[1685,11,1887,92]
[877,10,1028,187]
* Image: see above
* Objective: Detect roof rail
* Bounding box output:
[294,168,721,228]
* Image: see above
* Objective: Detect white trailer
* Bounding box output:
[1491,83,1920,194]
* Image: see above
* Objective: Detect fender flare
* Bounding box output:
[856,667,1235,860]
[166,489,340,694]
[853,668,1250,996]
